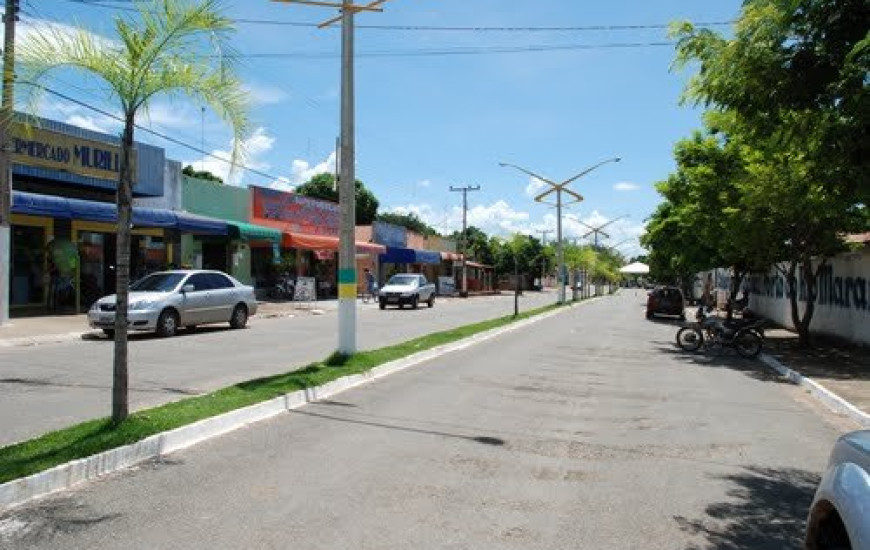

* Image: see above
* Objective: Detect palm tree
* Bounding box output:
[18,0,249,423]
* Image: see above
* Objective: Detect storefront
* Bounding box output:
[11,191,227,311]
[249,186,384,299]
[5,116,171,314]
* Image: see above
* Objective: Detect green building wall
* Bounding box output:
[180,176,254,285]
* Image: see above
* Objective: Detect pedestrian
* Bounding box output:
[364,268,376,300]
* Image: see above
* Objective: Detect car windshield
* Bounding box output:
[130,273,186,292]
[387,275,418,286]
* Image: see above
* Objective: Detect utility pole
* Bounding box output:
[0,0,19,326]
[536,228,552,289]
[449,184,480,298]
[500,158,621,304]
[272,0,390,354]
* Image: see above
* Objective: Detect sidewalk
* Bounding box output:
[0,300,334,348]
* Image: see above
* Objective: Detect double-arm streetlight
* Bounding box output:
[499,157,621,304]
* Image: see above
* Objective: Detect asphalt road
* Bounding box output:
[0,291,554,446]
[0,289,854,549]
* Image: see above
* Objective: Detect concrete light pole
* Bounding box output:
[272,0,390,354]
[449,184,480,298]
[536,228,552,288]
[499,157,621,304]
[0,0,18,326]
[579,215,628,248]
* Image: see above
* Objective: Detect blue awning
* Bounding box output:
[176,212,228,235]
[11,191,227,235]
[379,246,442,265]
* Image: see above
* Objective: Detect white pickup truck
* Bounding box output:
[378,273,436,310]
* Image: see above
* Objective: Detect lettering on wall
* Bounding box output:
[251,187,339,236]
[10,123,136,181]
[749,263,869,311]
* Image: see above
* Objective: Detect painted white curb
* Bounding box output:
[760,354,870,428]
[0,299,592,511]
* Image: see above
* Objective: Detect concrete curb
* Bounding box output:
[0,331,90,348]
[0,299,591,511]
[760,353,870,428]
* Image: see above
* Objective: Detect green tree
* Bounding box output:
[294,173,379,225]
[672,0,869,344]
[19,0,249,422]
[183,165,224,184]
[376,211,438,236]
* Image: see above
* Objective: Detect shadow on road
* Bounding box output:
[654,341,791,385]
[0,496,121,547]
[674,465,818,549]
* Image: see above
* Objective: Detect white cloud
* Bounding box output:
[269,176,294,193]
[183,127,276,186]
[289,151,337,185]
[386,200,533,238]
[418,179,431,188]
[64,114,114,134]
[524,176,547,197]
[16,17,116,51]
[613,181,640,192]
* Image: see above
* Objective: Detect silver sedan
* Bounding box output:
[88,270,258,338]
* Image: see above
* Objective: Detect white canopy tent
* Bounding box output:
[619,261,650,275]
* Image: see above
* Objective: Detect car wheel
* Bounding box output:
[102,328,115,339]
[155,309,179,338]
[428,295,435,308]
[230,304,248,329]
[379,299,386,310]
[412,295,419,309]
[646,310,654,319]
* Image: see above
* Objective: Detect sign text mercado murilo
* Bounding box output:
[10,123,137,182]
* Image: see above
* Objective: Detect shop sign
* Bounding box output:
[251,186,339,237]
[373,221,406,248]
[10,123,136,182]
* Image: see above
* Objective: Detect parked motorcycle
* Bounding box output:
[271,276,295,301]
[676,306,766,358]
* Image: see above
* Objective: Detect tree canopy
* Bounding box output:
[377,211,439,236]
[294,173,379,225]
[183,165,224,184]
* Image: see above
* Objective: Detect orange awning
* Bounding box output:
[441,251,462,261]
[251,218,384,253]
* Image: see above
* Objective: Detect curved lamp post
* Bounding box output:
[499,157,621,304]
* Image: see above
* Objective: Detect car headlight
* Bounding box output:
[129,300,155,311]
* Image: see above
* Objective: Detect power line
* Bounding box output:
[23,83,284,183]
[56,1,733,32]
[217,41,676,60]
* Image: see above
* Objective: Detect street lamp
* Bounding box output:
[499,157,621,304]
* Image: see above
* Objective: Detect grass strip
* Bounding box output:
[0,302,564,485]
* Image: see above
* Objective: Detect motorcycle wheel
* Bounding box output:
[734,331,762,358]
[676,327,703,351]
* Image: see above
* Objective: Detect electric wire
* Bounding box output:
[21,83,285,183]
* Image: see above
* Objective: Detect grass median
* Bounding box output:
[0,302,564,485]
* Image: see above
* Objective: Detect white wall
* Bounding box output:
[748,249,870,345]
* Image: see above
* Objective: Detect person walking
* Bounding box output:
[363,268,377,303]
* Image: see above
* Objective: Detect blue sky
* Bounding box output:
[15,0,742,258]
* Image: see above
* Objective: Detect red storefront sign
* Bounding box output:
[251,186,339,237]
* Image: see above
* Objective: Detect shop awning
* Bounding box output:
[466,261,493,269]
[227,221,281,243]
[251,218,383,252]
[379,246,443,265]
[11,191,227,235]
[441,251,462,261]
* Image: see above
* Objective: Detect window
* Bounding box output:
[207,273,234,289]
[186,273,213,292]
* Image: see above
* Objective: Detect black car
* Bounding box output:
[646,286,686,320]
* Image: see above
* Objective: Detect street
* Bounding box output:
[0,290,854,549]
[0,292,554,446]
